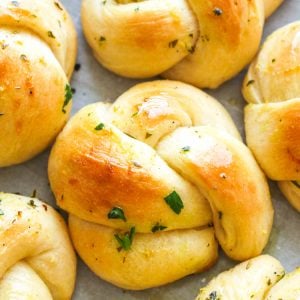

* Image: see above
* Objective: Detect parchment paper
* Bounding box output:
[0,1,299,299]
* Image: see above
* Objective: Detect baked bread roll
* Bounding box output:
[242,22,300,212]
[48,80,273,290]
[196,255,299,300]
[0,0,77,167]
[81,0,283,88]
[0,192,76,299]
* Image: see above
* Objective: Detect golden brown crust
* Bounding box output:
[157,126,272,260]
[0,0,77,167]
[69,215,218,290]
[0,0,77,77]
[81,0,284,88]
[164,0,264,88]
[245,99,300,180]
[243,22,300,211]
[49,102,212,233]
[82,0,198,78]
[49,80,273,289]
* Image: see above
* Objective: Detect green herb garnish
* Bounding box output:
[181,146,190,152]
[20,54,28,61]
[152,223,167,233]
[168,39,178,48]
[47,31,56,39]
[164,191,184,214]
[246,80,255,87]
[62,84,72,113]
[114,227,135,251]
[95,123,105,131]
[209,291,218,300]
[108,207,126,222]
[54,1,63,10]
[0,209,4,216]
[28,199,37,208]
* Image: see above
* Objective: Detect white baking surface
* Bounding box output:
[0,1,299,299]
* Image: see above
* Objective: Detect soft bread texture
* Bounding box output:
[0,193,76,300]
[196,255,285,300]
[49,80,273,289]
[196,255,300,300]
[0,0,77,167]
[243,22,300,211]
[265,267,300,299]
[157,127,272,260]
[70,216,217,290]
[0,262,52,300]
[82,0,283,88]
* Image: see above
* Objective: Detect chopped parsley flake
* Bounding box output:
[169,39,178,48]
[152,223,167,233]
[54,1,63,10]
[108,207,126,222]
[181,146,190,152]
[114,227,135,251]
[164,191,184,214]
[28,199,37,208]
[62,84,72,113]
[95,123,105,131]
[47,31,56,39]
[20,54,28,61]
[246,80,255,86]
[208,291,219,300]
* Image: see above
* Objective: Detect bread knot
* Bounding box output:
[49,80,273,289]
[81,0,283,88]
[0,0,77,167]
[0,193,76,299]
[196,255,300,300]
[243,22,300,212]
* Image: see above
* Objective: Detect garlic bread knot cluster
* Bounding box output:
[196,255,300,300]
[81,0,283,88]
[0,193,76,300]
[49,80,273,290]
[243,22,300,212]
[0,0,77,167]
